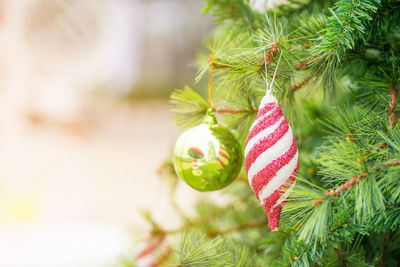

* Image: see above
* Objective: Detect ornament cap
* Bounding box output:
[203,108,217,125]
[261,90,278,106]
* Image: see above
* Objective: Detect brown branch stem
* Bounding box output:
[291,76,312,91]
[262,41,279,66]
[295,54,322,70]
[235,175,249,184]
[206,219,267,238]
[314,160,399,207]
[313,171,369,207]
[372,160,400,169]
[213,107,258,114]
[164,218,267,238]
[389,86,398,129]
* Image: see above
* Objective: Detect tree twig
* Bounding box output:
[262,41,279,66]
[389,86,398,129]
[213,107,258,114]
[314,159,399,207]
[291,76,312,91]
[313,171,369,207]
[372,160,400,169]
[206,219,267,237]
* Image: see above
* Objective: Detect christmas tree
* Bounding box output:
[129,0,400,266]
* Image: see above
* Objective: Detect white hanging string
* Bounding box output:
[269,50,283,92]
[263,48,269,91]
[264,47,283,94]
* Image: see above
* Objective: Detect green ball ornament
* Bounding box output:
[173,109,243,191]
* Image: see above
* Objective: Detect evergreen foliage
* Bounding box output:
[126,0,400,266]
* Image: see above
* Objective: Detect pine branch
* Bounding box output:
[206,219,267,238]
[308,0,381,88]
[170,86,210,129]
[201,0,263,28]
[177,230,232,266]
[165,0,400,266]
[371,205,400,232]
[284,219,363,267]
[165,208,266,238]
[312,0,381,62]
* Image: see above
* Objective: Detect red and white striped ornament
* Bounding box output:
[136,233,171,267]
[245,90,298,231]
[188,147,204,175]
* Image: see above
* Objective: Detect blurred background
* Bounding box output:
[0,0,214,266]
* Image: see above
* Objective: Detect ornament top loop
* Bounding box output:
[202,108,217,125]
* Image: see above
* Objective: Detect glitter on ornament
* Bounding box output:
[245,90,298,232]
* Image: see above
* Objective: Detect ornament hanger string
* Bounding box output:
[270,50,282,91]
[264,48,283,94]
[208,55,214,108]
[263,48,269,91]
